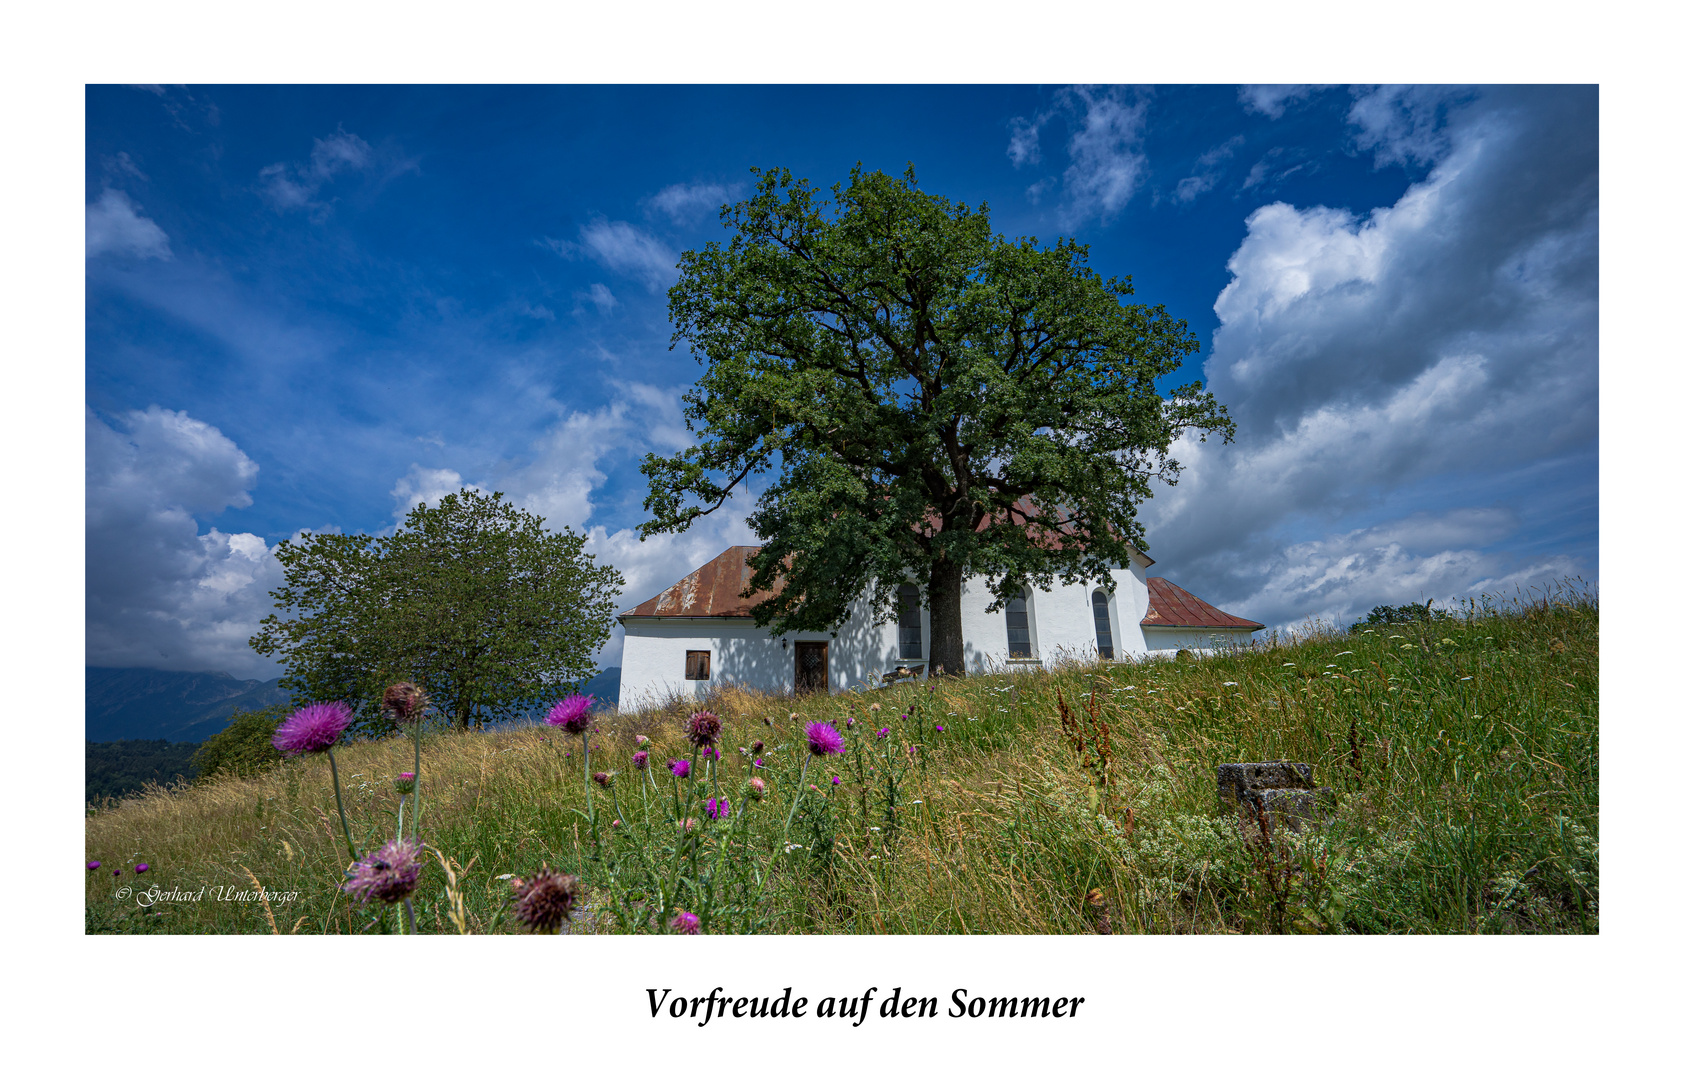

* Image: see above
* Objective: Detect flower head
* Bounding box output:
[546,695,595,735]
[703,746,721,762]
[635,734,649,746]
[382,682,428,724]
[593,771,612,789]
[135,864,149,874]
[114,868,121,876]
[671,911,701,935]
[87,860,101,871]
[705,797,730,820]
[394,772,416,795]
[751,740,764,755]
[510,867,580,934]
[747,777,766,800]
[632,750,649,769]
[685,710,722,750]
[669,759,691,779]
[804,721,845,756]
[342,839,422,905]
[935,724,943,732]
[831,775,841,786]
[869,703,881,712]
[272,701,353,756]
[876,726,891,739]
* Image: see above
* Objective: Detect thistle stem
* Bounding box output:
[410,722,422,841]
[326,747,357,865]
[781,754,814,848]
[582,731,594,833]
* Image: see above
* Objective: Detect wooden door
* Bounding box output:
[795,641,828,695]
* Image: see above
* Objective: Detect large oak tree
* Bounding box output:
[641,166,1233,675]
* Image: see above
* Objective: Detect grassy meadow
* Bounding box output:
[85,585,1598,935]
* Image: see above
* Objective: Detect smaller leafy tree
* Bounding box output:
[250,489,625,733]
[192,704,289,782]
[1349,599,1454,634]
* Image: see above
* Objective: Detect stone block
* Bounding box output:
[1216,761,1314,807]
[1252,786,1335,831]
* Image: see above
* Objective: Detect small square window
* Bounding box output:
[685,650,711,680]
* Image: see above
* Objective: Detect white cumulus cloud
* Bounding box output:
[1141,86,1597,629]
[646,181,742,225]
[86,189,172,260]
[547,220,678,292]
[259,127,377,213]
[86,407,283,678]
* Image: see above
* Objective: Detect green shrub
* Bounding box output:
[1349,598,1454,633]
[192,704,289,781]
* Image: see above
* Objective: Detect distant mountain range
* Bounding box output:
[86,667,291,743]
[85,666,622,744]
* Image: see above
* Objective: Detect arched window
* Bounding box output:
[898,584,923,660]
[1005,590,1032,659]
[1092,590,1114,659]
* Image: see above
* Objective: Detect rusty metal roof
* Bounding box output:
[1142,577,1264,630]
[620,546,782,618]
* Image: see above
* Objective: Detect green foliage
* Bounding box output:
[251,489,624,732]
[85,740,199,804]
[643,165,1234,674]
[1349,598,1454,633]
[191,703,288,782]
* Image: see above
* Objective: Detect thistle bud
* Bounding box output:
[382,682,428,724]
[748,777,766,801]
[593,771,612,789]
[394,772,416,795]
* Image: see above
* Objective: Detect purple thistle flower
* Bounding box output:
[935,724,943,732]
[754,757,765,769]
[748,777,766,800]
[703,745,721,761]
[510,867,580,934]
[685,710,722,750]
[593,771,613,789]
[394,772,416,794]
[751,740,764,755]
[114,868,121,876]
[804,721,845,756]
[670,759,691,779]
[272,701,353,756]
[633,750,649,769]
[135,864,149,874]
[342,839,422,905]
[831,775,841,786]
[87,860,100,871]
[671,911,701,935]
[877,726,891,739]
[546,695,595,735]
[705,797,730,820]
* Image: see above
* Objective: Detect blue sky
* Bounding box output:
[85,84,1598,679]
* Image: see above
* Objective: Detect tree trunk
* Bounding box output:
[927,558,966,677]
